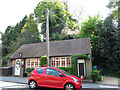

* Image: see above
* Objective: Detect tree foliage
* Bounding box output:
[78,15,103,65]
[0,44,2,66]
[97,15,120,77]
[108,1,120,20]
[2,15,41,66]
[78,15,102,39]
[21,14,41,44]
[78,14,119,77]
[2,16,27,66]
[34,0,78,41]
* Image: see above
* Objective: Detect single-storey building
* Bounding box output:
[9,38,92,77]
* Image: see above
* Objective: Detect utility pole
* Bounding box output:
[46,8,49,66]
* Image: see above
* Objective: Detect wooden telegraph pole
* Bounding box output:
[46,8,49,67]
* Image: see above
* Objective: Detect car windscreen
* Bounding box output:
[59,69,71,75]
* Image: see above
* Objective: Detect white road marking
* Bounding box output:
[0,81,28,88]
[99,85,119,88]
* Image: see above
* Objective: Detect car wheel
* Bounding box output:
[29,80,37,89]
[65,83,75,90]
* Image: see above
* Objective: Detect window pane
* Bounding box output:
[47,68,61,76]
[37,68,45,73]
[67,58,71,67]
[55,58,60,67]
[61,60,65,67]
[51,58,55,67]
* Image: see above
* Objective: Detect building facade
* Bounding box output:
[9,38,92,77]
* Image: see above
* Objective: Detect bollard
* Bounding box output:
[101,76,103,81]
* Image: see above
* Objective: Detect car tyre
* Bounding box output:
[65,83,75,90]
[29,80,37,89]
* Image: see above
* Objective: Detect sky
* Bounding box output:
[0,0,110,34]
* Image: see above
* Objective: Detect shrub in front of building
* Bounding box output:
[41,56,47,67]
[91,70,101,83]
[25,68,34,77]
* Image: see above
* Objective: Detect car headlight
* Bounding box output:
[72,77,79,82]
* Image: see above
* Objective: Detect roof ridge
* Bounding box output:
[21,38,90,46]
[22,42,46,46]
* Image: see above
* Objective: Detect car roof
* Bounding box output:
[35,67,58,70]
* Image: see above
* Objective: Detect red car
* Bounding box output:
[28,67,82,90]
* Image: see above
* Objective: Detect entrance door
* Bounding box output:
[77,59,86,77]
[79,63,84,76]
[15,59,21,76]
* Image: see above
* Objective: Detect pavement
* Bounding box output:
[101,76,119,86]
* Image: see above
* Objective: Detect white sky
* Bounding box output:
[0,0,110,34]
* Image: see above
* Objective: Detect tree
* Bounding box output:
[2,16,27,66]
[9,14,41,53]
[2,26,14,57]
[108,1,120,20]
[108,1,120,29]
[78,15,102,38]
[21,14,41,43]
[10,16,27,41]
[98,15,120,76]
[34,0,78,41]
[95,1,120,77]
[78,15,103,65]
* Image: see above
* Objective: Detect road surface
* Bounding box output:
[0,81,119,90]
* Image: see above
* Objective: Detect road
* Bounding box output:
[0,81,28,89]
[0,81,119,90]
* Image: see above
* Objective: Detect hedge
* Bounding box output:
[25,68,34,72]
[25,68,34,77]
[71,54,88,76]
[41,56,47,67]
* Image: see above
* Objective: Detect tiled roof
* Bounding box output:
[10,38,91,59]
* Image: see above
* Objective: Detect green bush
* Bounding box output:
[25,68,34,72]
[41,56,47,67]
[25,68,34,77]
[71,54,88,76]
[91,70,100,82]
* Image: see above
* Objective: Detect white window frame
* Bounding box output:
[26,58,40,68]
[51,57,71,67]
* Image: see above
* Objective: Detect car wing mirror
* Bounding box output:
[59,73,63,77]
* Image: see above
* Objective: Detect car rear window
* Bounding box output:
[37,68,45,74]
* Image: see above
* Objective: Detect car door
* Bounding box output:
[34,68,46,86]
[45,68,66,87]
